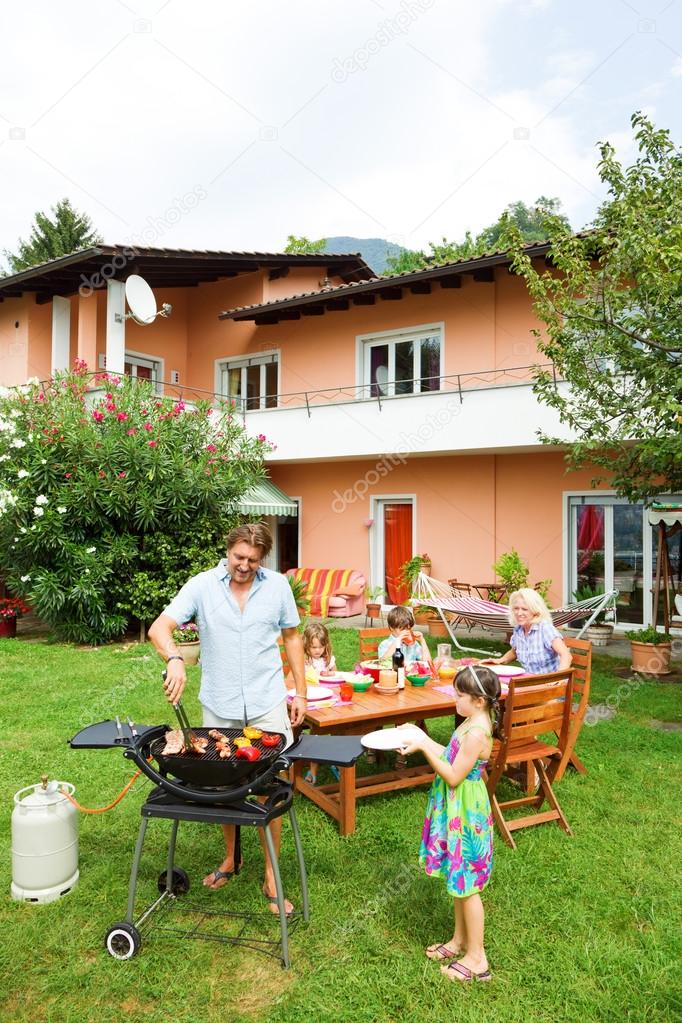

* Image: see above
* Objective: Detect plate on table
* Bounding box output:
[287,684,335,704]
[487,664,527,677]
[374,683,399,694]
[361,725,422,751]
[317,673,345,686]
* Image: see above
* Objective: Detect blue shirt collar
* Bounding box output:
[214,558,266,582]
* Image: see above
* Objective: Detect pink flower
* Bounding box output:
[65,473,72,479]
[173,401,185,413]
[118,472,127,479]
[105,393,113,400]
[143,422,153,431]
[105,402,116,412]
[116,412,128,421]
[98,470,105,478]
[148,440,157,448]
[257,434,267,442]
[92,410,104,422]
[127,428,137,436]
[205,444,217,452]
[73,357,88,371]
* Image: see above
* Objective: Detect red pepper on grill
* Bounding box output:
[235,746,261,762]
[261,733,280,748]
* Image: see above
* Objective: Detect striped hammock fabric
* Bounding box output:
[289,568,354,617]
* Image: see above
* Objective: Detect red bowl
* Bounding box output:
[359,660,382,682]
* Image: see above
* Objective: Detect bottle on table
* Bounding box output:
[392,646,405,690]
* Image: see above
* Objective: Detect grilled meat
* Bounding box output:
[161,729,185,755]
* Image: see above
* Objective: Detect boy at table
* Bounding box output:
[377,606,431,666]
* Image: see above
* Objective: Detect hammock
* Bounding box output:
[412,573,619,655]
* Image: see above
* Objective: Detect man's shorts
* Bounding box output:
[201,699,294,750]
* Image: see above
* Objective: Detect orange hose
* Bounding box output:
[60,768,145,814]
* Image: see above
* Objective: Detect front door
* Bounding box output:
[372,497,414,605]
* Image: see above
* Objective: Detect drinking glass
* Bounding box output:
[339,683,354,703]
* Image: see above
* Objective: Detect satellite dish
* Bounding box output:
[374,365,389,394]
[115,275,172,325]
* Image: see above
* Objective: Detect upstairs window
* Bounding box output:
[362,327,442,397]
[219,352,279,410]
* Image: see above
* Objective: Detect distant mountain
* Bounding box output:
[323,236,406,276]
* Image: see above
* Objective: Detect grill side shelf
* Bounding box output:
[69,720,166,749]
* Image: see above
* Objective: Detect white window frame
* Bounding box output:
[355,322,444,398]
[123,349,164,394]
[215,349,280,410]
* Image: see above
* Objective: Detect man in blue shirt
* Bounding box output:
[149,523,306,914]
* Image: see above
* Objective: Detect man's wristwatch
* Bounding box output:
[167,655,184,663]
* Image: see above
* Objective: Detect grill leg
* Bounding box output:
[126,817,149,922]
[262,823,289,968]
[288,805,309,922]
[165,820,179,891]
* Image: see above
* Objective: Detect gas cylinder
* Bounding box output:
[11,774,79,903]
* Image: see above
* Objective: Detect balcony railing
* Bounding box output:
[65,363,557,420]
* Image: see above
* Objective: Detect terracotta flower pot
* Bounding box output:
[630,640,672,675]
[0,617,17,639]
[365,603,382,618]
[178,640,201,666]
[427,618,449,638]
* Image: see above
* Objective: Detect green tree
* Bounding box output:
[283,234,327,254]
[384,197,569,275]
[3,198,102,274]
[0,365,270,643]
[502,113,682,503]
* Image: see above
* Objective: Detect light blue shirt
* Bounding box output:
[377,637,424,664]
[164,560,300,720]
[511,620,561,675]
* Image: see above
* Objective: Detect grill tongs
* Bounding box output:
[172,700,198,752]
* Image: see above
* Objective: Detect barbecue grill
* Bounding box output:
[69,718,364,966]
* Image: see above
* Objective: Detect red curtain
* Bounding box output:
[384,504,412,604]
[577,506,604,570]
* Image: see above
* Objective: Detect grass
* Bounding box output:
[1,629,681,1023]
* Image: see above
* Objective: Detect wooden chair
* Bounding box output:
[486,669,575,850]
[554,637,592,781]
[447,580,475,631]
[358,628,390,659]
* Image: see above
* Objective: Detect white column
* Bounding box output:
[51,296,71,374]
[105,279,126,374]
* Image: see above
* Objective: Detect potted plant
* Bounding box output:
[172,622,201,666]
[365,585,385,619]
[413,603,432,625]
[400,555,431,596]
[0,596,30,639]
[625,626,673,675]
[573,585,613,647]
[419,552,432,575]
[491,549,529,602]
[287,576,311,618]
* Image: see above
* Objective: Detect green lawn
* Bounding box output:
[1,630,681,1023]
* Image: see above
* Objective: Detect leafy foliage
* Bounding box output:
[283,234,327,254]
[384,197,569,275]
[3,198,101,274]
[503,113,682,502]
[492,549,551,602]
[0,365,270,642]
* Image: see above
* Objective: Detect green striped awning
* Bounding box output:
[239,479,298,517]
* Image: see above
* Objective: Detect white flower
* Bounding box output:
[0,417,16,433]
[0,454,10,462]
[86,546,96,554]
[35,494,48,505]
[57,506,67,514]
[17,469,29,479]
[20,574,30,582]
[41,459,46,465]
[0,489,17,515]
[28,433,33,441]
[33,506,44,517]
[19,526,26,533]
[84,568,90,574]
[26,377,39,386]
[11,438,25,448]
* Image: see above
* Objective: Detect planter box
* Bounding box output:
[585,624,614,648]
[0,617,17,639]
[178,641,200,666]
[630,640,672,675]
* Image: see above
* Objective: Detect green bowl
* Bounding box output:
[407,674,430,687]
[351,677,373,692]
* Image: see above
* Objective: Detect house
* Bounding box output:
[0,243,663,627]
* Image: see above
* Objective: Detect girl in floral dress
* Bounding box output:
[399,664,501,982]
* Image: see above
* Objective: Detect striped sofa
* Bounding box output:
[286,568,366,617]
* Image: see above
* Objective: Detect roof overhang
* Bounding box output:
[238,479,298,517]
[0,246,374,303]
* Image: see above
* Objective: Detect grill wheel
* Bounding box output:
[105,921,141,960]
[157,867,190,896]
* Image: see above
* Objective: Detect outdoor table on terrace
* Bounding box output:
[472,582,509,602]
[290,680,456,835]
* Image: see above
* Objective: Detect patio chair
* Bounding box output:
[553,637,592,781]
[359,628,390,659]
[486,669,575,850]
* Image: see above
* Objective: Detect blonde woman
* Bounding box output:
[482,588,572,675]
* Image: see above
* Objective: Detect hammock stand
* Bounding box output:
[412,573,619,656]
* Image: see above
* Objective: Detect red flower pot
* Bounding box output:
[0,617,18,639]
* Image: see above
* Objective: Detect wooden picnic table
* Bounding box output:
[290,680,456,835]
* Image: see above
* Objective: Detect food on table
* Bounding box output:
[233,736,252,748]
[261,733,280,747]
[243,726,263,740]
[235,746,261,762]
[161,729,185,755]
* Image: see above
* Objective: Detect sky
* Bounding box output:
[1,0,681,260]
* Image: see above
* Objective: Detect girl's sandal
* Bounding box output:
[440,961,492,983]
[425,943,465,961]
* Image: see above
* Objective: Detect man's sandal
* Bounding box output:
[203,868,236,890]
[426,943,465,961]
[262,887,294,917]
[440,961,492,982]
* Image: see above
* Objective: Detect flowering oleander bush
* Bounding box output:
[0,364,270,643]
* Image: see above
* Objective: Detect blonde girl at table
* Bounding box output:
[481,588,572,675]
[399,665,500,982]
[302,623,338,785]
